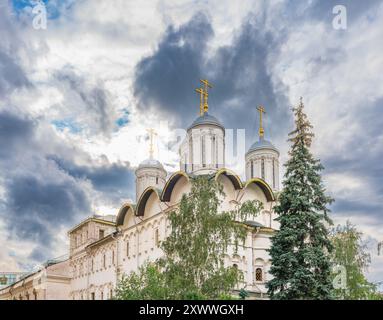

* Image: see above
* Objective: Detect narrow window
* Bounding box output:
[110,289,113,299]
[255,268,263,282]
[99,229,104,239]
[91,292,95,300]
[156,176,159,184]
[91,258,94,272]
[261,158,265,180]
[201,136,206,167]
[126,241,129,257]
[155,229,159,247]
[103,254,106,268]
[184,154,187,172]
[212,135,216,167]
[101,292,104,300]
[272,158,275,188]
[112,251,115,265]
[251,160,254,178]
[189,136,193,171]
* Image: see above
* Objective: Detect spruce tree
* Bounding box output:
[267,98,334,300]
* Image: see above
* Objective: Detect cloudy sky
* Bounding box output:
[0,0,382,287]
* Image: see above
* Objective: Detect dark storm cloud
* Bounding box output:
[323,98,383,224]
[134,13,213,123]
[0,110,133,264]
[0,110,35,157]
[3,173,91,241]
[48,156,136,203]
[0,51,31,96]
[0,111,91,251]
[133,12,291,149]
[53,67,117,136]
[0,4,31,98]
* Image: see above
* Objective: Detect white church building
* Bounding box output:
[1,80,281,300]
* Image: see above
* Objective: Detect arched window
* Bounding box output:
[255,268,263,282]
[261,158,265,180]
[126,241,129,257]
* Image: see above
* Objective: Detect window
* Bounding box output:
[201,136,206,167]
[91,259,94,272]
[126,241,129,257]
[91,292,95,300]
[184,154,187,172]
[101,292,104,300]
[110,289,113,299]
[261,158,265,180]
[250,160,254,178]
[112,251,115,265]
[233,263,238,269]
[154,229,159,247]
[255,268,263,282]
[212,135,216,167]
[272,158,275,188]
[189,136,193,171]
[156,176,159,184]
[103,254,106,268]
[99,229,105,239]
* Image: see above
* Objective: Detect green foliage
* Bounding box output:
[267,99,334,300]
[160,175,262,299]
[331,221,381,300]
[114,175,262,300]
[113,263,168,300]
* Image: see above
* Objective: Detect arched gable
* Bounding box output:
[215,168,243,190]
[137,187,161,216]
[116,203,136,226]
[161,171,189,202]
[244,178,275,202]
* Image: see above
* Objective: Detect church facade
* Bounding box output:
[68,80,280,300]
[1,80,281,300]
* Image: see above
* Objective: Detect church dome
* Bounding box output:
[188,112,224,131]
[247,137,279,155]
[137,158,165,170]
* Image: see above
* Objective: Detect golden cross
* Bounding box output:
[200,79,212,113]
[257,105,266,138]
[195,87,204,116]
[146,128,157,158]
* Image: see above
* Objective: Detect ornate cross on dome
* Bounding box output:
[257,105,266,138]
[195,87,204,116]
[146,128,157,159]
[200,79,212,114]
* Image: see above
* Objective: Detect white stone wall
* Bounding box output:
[135,167,167,202]
[245,149,280,191]
[180,125,225,174]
